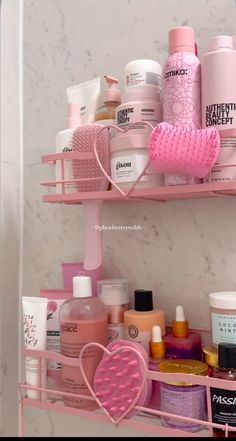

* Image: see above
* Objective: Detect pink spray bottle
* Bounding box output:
[163,26,201,186]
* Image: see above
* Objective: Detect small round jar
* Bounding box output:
[97,279,129,342]
[116,85,163,133]
[202,345,218,376]
[110,132,164,190]
[209,292,236,347]
[159,359,208,432]
[125,59,162,90]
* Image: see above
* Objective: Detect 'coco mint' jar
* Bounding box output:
[159,359,208,432]
[209,292,236,347]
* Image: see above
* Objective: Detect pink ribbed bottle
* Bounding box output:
[60,276,108,409]
[163,26,201,186]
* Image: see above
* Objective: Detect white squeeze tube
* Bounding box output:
[66,77,101,124]
[22,297,48,400]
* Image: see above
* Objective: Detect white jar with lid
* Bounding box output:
[110,132,164,190]
[125,59,162,90]
[209,291,236,347]
[97,279,129,342]
[116,85,163,133]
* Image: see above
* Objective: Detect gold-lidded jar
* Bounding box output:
[158,358,208,432]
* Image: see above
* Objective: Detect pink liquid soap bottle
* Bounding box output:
[163,26,201,186]
[148,325,166,410]
[163,305,202,360]
[60,275,108,409]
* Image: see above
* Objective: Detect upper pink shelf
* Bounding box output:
[41,153,236,204]
[42,181,236,204]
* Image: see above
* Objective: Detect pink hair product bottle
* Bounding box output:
[60,276,108,409]
[163,26,201,186]
[202,36,236,182]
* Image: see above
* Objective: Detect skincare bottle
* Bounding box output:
[163,26,201,186]
[55,103,81,194]
[60,276,108,409]
[211,343,236,437]
[97,278,129,342]
[148,325,166,410]
[202,36,236,182]
[95,75,121,126]
[163,305,202,360]
[123,289,166,354]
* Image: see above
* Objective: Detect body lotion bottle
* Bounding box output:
[163,26,201,186]
[60,276,108,409]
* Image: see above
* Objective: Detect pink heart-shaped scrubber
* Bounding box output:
[92,339,150,424]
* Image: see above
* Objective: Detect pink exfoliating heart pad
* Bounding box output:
[93,339,151,421]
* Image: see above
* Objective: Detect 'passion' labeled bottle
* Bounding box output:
[211,342,236,437]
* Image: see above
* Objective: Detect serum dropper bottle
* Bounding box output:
[148,325,166,410]
[163,305,202,360]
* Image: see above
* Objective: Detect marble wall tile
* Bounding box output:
[21,0,236,436]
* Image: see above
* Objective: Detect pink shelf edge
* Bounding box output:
[41,181,236,204]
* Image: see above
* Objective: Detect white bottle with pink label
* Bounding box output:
[202,35,236,182]
[163,26,201,186]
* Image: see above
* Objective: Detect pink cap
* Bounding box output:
[169,26,195,55]
[67,103,81,129]
[209,35,233,51]
[104,75,121,103]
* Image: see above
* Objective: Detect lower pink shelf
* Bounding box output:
[19,348,236,437]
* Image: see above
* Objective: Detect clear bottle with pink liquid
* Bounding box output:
[60,276,108,409]
[163,26,201,186]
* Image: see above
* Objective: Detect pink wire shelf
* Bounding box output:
[19,345,236,438]
[41,150,236,204]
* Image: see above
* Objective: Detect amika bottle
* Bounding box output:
[163,26,201,186]
[60,276,108,409]
[202,36,236,182]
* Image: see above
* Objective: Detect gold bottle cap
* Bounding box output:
[202,345,218,368]
[150,341,165,359]
[159,359,208,386]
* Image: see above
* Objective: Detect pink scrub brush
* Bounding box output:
[93,339,151,423]
[148,122,220,178]
[71,124,110,295]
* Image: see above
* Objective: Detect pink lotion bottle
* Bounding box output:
[163,305,202,360]
[60,276,108,409]
[163,26,201,186]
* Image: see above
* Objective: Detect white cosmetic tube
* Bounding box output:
[66,77,100,124]
[22,297,48,400]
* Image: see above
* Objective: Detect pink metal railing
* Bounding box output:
[41,122,236,203]
[19,345,236,437]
